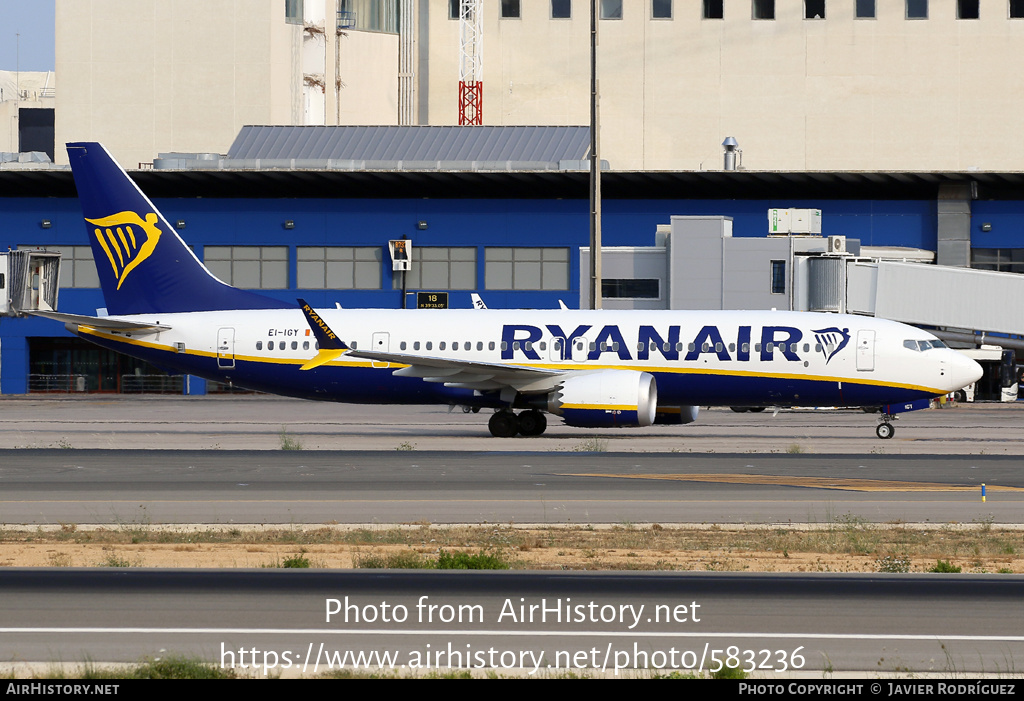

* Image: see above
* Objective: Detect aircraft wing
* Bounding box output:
[345,349,564,393]
[297,298,563,392]
[28,311,171,333]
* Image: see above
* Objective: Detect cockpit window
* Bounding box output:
[904,339,945,352]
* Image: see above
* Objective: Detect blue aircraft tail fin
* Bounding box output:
[66,142,286,315]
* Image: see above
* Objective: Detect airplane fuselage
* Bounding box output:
[53,141,983,439]
[72,307,975,411]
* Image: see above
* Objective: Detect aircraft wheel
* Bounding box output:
[488,411,520,438]
[730,407,749,413]
[748,407,766,413]
[876,422,895,440]
[518,410,547,436]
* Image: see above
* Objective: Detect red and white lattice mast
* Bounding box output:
[458,0,483,125]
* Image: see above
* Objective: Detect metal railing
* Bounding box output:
[120,375,184,394]
[28,374,87,393]
[208,381,262,395]
[337,9,357,28]
[27,374,184,394]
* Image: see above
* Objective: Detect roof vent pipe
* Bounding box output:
[723,137,740,171]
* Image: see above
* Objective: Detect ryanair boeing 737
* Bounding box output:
[36,143,982,439]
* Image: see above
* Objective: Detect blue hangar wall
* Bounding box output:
[0,193,954,394]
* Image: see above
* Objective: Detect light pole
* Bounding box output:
[588,0,602,310]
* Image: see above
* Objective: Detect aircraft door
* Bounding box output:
[570,336,591,363]
[371,332,390,368]
[217,327,235,369]
[856,330,875,372]
[550,337,565,362]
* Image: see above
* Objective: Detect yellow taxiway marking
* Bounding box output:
[570,474,1024,492]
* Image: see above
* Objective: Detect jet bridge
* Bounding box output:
[805,258,1024,401]
[843,260,1024,340]
[0,249,61,316]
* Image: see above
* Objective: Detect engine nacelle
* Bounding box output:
[546,370,658,428]
[654,406,700,425]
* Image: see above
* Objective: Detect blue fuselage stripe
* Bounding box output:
[81,333,935,408]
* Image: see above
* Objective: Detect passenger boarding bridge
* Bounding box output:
[584,213,1024,401]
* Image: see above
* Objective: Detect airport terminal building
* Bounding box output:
[2,1,1024,396]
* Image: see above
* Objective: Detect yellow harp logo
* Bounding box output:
[85,211,162,290]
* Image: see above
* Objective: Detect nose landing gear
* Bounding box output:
[875,412,897,439]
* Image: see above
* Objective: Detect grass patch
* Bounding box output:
[929,559,962,573]
[0,657,236,680]
[279,427,302,451]
[4,522,1023,573]
[132,656,237,679]
[355,548,511,570]
[355,550,433,569]
[263,549,322,568]
[437,549,510,570]
[710,663,748,679]
[98,553,139,567]
[571,438,608,452]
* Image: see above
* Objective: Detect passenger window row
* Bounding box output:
[256,340,317,351]
[253,338,836,356]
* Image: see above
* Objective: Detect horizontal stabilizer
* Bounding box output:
[28,310,171,333]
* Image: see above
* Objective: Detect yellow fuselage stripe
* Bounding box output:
[77,327,945,394]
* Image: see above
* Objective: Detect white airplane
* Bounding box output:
[35,143,982,439]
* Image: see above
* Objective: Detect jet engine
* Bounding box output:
[654,405,700,425]
[544,370,658,428]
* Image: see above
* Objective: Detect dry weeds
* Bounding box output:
[1,520,1020,573]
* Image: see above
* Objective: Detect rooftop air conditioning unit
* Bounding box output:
[827,235,847,254]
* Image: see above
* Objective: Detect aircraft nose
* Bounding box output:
[949,351,983,391]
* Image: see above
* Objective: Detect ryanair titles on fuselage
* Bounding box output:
[500,324,852,364]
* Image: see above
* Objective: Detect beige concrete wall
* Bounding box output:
[336,30,399,125]
[55,0,1024,171]
[55,0,300,166]
[0,101,19,153]
[423,0,1024,171]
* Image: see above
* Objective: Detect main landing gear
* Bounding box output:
[488,409,547,437]
[875,412,897,440]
